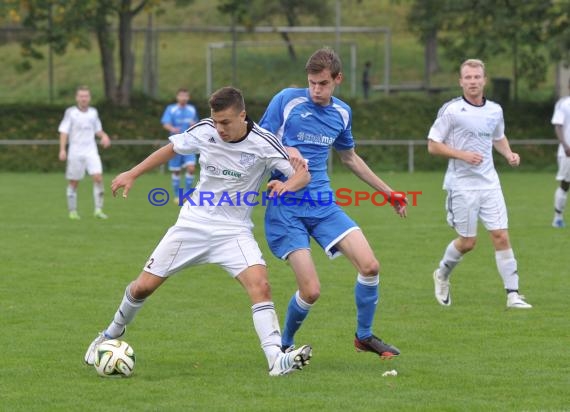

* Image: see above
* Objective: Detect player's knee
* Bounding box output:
[561,180,570,191]
[457,238,476,253]
[300,285,320,304]
[129,280,156,300]
[359,258,380,276]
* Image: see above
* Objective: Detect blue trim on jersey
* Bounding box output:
[259,88,355,199]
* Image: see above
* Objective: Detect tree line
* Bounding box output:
[2,0,570,106]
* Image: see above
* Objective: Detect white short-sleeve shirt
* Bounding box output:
[58,106,103,157]
[428,97,505,190]
[551,96,570,157]
[169,117,293,228]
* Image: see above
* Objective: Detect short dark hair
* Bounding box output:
[176,87,189,94]
[209,86,245,113]
[305,48,342,78]
[76,85,90,93]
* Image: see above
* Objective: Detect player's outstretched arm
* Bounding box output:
[111,143,177,198]
[336,148,407,217]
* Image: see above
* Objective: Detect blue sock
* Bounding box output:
[172,175,181,197]
[282,291,311,348]
[185,173,194,190]
[354,274,379,340]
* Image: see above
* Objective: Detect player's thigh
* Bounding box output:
[168,154,184,171]
[209,228,266,278]
[264,202,310,259]
[143,225,211,277]
[86,154,103,176]
[66,156,87,180]
[309,204,359,259]
[479,189,508,231]
[556,156,570,181]
[446,190,480,237]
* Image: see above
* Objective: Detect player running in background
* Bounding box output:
[259,47,406,359]
[428,58,532,309]
[85,86,312,376]
[58,85,111,220]
[161,87,200,202]
[550,88,570,228]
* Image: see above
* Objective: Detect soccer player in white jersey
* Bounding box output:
[84,87,313,376]
[550,89,570,228]
[260,48,407,359]
[428,59,532,309]
[58,85,111,220]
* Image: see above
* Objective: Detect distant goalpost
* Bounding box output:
[205,26,392,97]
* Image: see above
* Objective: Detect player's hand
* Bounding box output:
[111,171,136,198]
[58,149,67,162]
[507,152,520,167]
[101,134,111,149]
[462,151,483,165]
[390,193,408,218]
[267,180,289,198]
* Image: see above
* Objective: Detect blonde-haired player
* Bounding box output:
[428,59,532,309]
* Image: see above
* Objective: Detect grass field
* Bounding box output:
[1,170,569,411]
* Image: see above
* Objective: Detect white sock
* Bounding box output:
[252,302,282,368]
[67,185,77,212]
[438,241,463,279]
[554,187,568,218]
[495,248,519,291]
[105,284,146,338]
[93,181,104,211]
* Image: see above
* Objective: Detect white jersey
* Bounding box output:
[551,96,570,157]
[58,106,103,157]
[428,97,505,190]
[170,117,293,228]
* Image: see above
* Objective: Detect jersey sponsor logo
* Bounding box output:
[300,111,313,118]
[206,164,221,175]
[239,152,256,168]
[222,169,242,178]
[297,131,335,146]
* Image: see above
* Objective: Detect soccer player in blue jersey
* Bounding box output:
[259,48,407,358]
[161,88,200,201]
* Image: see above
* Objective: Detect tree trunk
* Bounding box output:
[424,29,439,87]
[95,4,118,104]
[117,0,136,107]
[280,32,297,62]
[96,26,118,104]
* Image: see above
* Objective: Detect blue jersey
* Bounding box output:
[259,88,354,199]
[161,103,199,134]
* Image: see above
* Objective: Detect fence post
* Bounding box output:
[408,140,414,173]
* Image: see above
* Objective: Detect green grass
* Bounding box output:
[1,170,568,411]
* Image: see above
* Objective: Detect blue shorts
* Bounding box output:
[168,153,196,171]
[264,200,359,260]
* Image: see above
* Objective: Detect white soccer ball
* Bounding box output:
[94,339,136,377]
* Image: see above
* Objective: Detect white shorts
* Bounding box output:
[66,154,103,180]
[556,156,570,181]
[445,189,508,237]
[143,223,266,278]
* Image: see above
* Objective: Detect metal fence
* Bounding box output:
[0,138,559,173]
